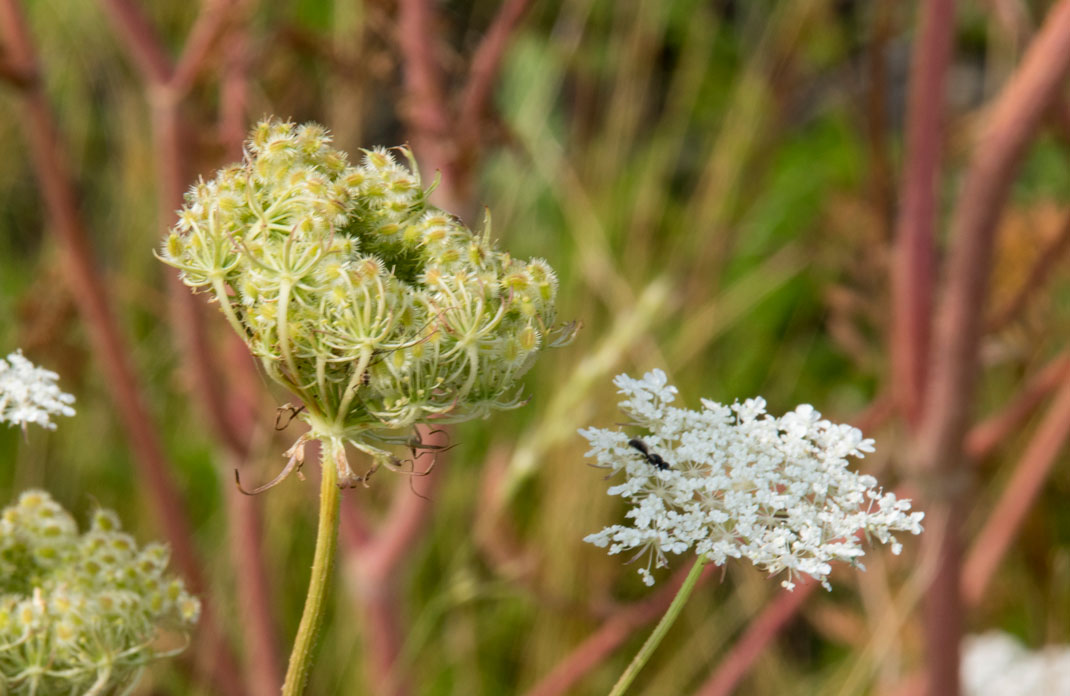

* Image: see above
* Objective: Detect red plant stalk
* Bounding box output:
[0,2,247,694]
[96,0,285,691]
[962,367,1070,604]
[911,3,1070,694]
[397,0,536,214]
[456,0,535,158]
[348,7,539,691]
[965,352,1070,458]
[881,367,1070,696]
[213,16,287,692]
[396,0,462,210]
[890,0,954,429]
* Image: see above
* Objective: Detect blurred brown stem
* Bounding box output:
[96,0,284,692]
[891,0,953,429]
[965,352,1070,459]
[397,0,535,213]
[0,2,247,695]
[962,366,1070,604]
[912,3,1070,694]
[456,0,535,153]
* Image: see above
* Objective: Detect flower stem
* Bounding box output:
[607,554,708,696]
[282,441,340,696]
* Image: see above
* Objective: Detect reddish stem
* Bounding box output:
[396,0,461,210]
[170,0,237,97]
[95,0,172,85]
[97,0,285,690]
[962,367,1070,604]
[0,3,246,694]
[965,353,1070,459]
[457,0,535,150]
[890,0,954,429]
[912,4,1070,694]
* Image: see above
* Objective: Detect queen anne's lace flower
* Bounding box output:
[0,490,199,695]
[159,119,571,485]
[962,632,1070,696]
[581,370,923,589]
[0,351,75,431]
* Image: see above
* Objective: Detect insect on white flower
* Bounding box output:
[0,350,76,432]
[582,369,924,589]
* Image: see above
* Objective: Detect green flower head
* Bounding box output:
[159,119,572,485]
[0,490,199,695]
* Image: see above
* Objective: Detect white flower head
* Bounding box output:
[582,370,923,589]
[962,632,1070,696]
[0,351,76,431]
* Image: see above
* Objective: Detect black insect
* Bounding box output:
[628,438,669,470]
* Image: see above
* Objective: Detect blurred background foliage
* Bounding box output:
[3,0,1070,694]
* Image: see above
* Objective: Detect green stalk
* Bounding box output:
[607,554,708,696]
[282,441,340,696]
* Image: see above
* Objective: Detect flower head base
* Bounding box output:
[159,119,570,485]
[581,370,923,589]
[0,490,199,694]
[0,351,75,431]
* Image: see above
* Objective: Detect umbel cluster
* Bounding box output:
[160,119,568,484]
[0,491,199,694]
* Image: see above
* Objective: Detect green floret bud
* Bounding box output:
[0,490,198,695]
[159,118,574,486]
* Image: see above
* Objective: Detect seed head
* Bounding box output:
[159,119,572,484]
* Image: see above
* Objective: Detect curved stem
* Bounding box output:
[607,554,708,696]
[211,276,248,340]
[277,278,299,380]
[83,665,111,696]
[282,440,341,696]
